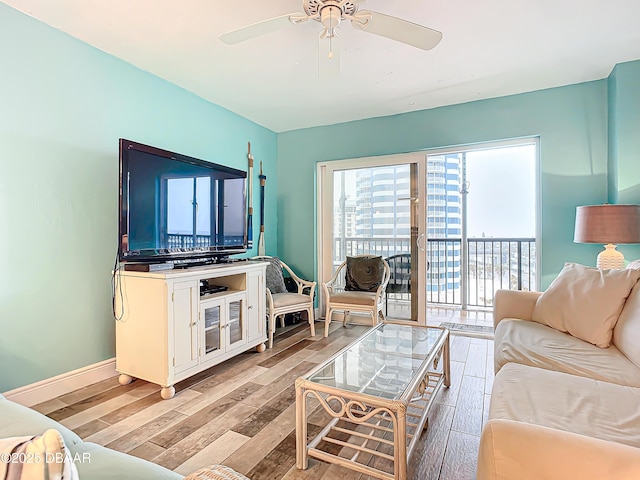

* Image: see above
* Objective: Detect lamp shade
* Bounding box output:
[574,204,640,244]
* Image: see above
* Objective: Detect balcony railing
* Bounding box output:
[167,233,212,248]
[333,237,536,308]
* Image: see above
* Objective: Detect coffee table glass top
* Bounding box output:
[307,323,445,401]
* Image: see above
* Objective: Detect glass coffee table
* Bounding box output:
[295,322,450,480]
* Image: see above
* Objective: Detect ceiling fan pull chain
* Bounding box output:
[328,8,334,59]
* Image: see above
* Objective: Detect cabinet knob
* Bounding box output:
[248,305,254,309]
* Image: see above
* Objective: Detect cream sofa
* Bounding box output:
[478,273,640,480]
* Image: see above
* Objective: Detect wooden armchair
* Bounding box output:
[253,256,316,348]
[322,255,390,337]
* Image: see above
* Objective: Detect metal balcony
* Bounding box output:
[333,237,536,309]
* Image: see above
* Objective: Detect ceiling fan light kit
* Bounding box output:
[303,0,360,18]
[219,0,443,55]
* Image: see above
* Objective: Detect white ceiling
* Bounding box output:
[4,0,640,132]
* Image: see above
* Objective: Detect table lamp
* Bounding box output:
[574,204,640,269]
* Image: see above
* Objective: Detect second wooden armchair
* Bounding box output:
[253,256,316,348]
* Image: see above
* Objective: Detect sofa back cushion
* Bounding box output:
[532,262,640,348]
[0,395,82,448]
[0,429,79,480]
[613,279,640,368]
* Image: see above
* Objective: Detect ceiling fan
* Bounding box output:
[219,0,443,53]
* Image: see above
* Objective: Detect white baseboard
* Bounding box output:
[3,358,118,407]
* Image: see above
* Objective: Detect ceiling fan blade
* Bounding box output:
[351,10,443,51]
[219,13,303,45]
[318,32,341,79]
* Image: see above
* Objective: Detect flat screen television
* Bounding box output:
[118,139,247,264]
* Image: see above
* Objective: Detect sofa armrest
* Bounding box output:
[493,290,541,328]
[478,419,640,480]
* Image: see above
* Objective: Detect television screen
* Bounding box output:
[119,139,247,263]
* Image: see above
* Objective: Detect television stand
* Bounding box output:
[115,261,268,399]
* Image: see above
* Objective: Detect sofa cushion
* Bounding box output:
[494,318,640,387]
[0,429,79,480]
[0,394,82,448]
[626,259,640,270]
[478,418,640,480]
[489,363,640,448]
[613,280,640,368]
[72,442,181,480]
[531,262,640,348]
[0,395,182,480]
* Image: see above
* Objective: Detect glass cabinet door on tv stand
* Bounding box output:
[201,299,223,361]
[199,292,248,364]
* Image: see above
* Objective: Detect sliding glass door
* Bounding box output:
[425,141,538,308]
[318,154,428,324]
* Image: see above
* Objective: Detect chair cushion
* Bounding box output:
[329,291,377,306]
[271,292,310,308]
[345,256,384,292]
[495,318,640,386]
[264,257,287,294]
[531,262,640,348]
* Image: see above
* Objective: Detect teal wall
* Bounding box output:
[607,66,620,203]
[0,4,277,392]
[278,81,611,291]
[608,60,640,203]
[3,2,640,393]
[607,59,640,259]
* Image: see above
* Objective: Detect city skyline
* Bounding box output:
[331,144,537,307]
[333,144,536,240]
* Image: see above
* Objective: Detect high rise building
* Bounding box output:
[356,166,410,233]
[349,156,462,297]
[426,154,462,299]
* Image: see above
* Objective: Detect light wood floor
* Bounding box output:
[35,316,494,480]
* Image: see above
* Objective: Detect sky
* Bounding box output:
[465,144,536,238]
[333,143,537,239]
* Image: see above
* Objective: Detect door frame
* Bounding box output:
[317,152,428,325]
[424,137,542,298]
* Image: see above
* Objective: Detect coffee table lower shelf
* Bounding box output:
[296,371,447,480]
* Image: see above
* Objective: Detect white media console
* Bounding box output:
[115,260,267,399]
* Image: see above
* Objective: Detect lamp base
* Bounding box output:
[596,244,625,269]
